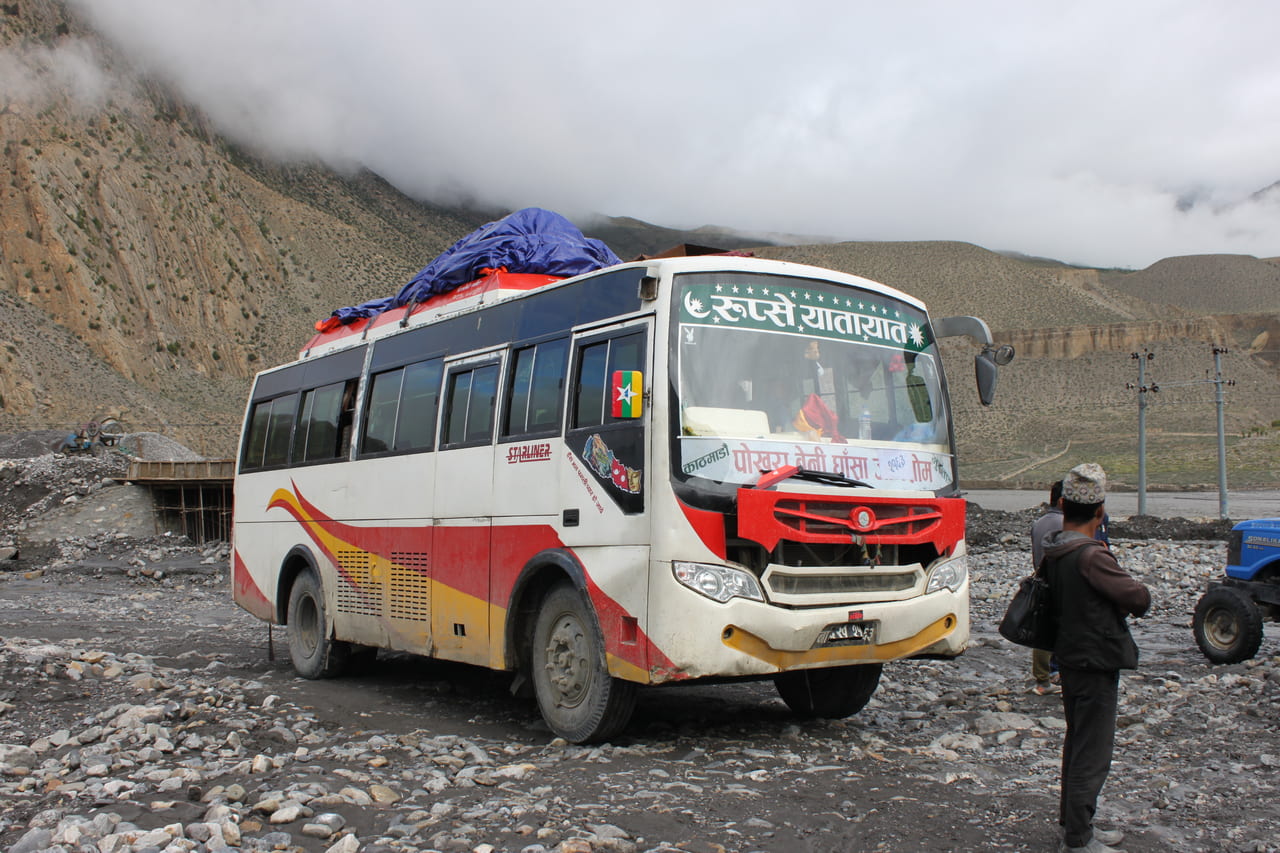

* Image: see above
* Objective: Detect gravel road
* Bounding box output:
[0,449,1277,853]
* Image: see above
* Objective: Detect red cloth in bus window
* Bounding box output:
[792,393,846,443]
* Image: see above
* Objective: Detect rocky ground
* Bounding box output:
[0,442,1277,853]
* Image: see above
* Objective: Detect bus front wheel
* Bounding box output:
[774,663,883,718]
[286,569,350,679]
[531,583,636,743]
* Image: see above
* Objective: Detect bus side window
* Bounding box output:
[504,338,568,437]
[262,393,298,467]
[606,334,645,424]
[337,380,357,451]
[298,381,347,463]
[395,359,443,452]
[442,361,500,447]
[242,400,271,469]
[529,338,569,431]
[466,364,499,442]
[573,341,609,429]
[295,389,316,463]
[573,332,646,429]
[362,367,403,454]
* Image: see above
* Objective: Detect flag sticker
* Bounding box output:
[611,370,642,418]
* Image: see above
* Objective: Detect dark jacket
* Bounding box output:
[1041,530,1151,671]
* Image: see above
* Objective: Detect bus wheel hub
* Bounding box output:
[545,616,588,706]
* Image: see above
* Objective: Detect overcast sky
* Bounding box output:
[58,0,1280,268]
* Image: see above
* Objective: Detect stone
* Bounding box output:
[0,743,39,772]
[325,834,361,853]
[369,783,402,804]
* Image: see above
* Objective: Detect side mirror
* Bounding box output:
[975,344,1015,406]
[932,316,1013,406]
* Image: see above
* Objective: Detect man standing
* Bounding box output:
[1030,479,1065,694]
[1042,463,1150,853]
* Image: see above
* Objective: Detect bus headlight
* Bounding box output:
[673,562,764,604]
[926,555,968,594]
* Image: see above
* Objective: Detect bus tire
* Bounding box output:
[774,663,883,719]
[1193,586,1264,664]
[286,569,350,679]
[531,582,636,743]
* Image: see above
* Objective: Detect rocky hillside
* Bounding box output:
[1,0,1278,487]
[0,0,485,449]
[1102,254,1280,315]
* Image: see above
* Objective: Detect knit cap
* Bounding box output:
[1062,462,1106,504]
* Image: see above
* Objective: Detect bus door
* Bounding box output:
[564,322,651,544]
[431,352,502,665]
[561,321,653,678]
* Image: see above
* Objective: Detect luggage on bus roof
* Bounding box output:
[325,208,621,325]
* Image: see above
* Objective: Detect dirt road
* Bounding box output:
[2,530,1276,853]
[965,488,1280,520]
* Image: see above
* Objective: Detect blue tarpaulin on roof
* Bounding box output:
[328,208,621,324]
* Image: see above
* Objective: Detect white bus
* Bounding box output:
[232,254,1012,742]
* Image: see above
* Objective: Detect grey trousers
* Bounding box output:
[1058,667,1120,847]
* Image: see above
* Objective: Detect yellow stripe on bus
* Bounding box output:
[606,654,649,683]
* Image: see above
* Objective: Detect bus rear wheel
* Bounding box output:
[531,583,636,743]
[286,569,350,679]
[774,663,883,718]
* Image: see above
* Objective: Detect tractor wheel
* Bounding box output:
[1193,586,1264,664]
[97,417,126,446]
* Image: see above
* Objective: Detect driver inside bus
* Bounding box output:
[758,340,842,440]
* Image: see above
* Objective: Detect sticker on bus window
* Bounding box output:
[611,370,643,418]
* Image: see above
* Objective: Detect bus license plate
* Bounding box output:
[823,620,876,645]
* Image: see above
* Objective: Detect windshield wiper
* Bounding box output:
[755,465,872,490]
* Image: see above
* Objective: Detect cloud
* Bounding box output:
[0,37,112,111]
[67,0,1280,268]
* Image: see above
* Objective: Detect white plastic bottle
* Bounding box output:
[859,407,872,440]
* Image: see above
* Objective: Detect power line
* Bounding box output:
[1123,345,1239,518]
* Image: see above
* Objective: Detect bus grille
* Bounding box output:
[767,571,918,595]
[775,500,940,538]
[737,489,965,552]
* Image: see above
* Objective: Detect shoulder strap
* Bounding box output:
[1037,537,1105,577]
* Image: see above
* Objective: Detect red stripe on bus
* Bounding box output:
[232,548,274,621]
[676,498,727,559]
[265,484,678,679]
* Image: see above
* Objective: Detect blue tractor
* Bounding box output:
[1192,518,1280,664]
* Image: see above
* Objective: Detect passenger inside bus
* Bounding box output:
[337,381,357,453]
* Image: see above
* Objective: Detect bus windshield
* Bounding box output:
[673,271,955,491]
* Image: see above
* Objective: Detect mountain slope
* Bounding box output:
[752,240,1152,331]
[1,0,1277,486]
[1101,254,1280,314]
[0,0,479,445]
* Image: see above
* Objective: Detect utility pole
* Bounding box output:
[1127,350,1157,515]
[1212,346,1234,520]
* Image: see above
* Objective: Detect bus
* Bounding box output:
[231,254,1013,742]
